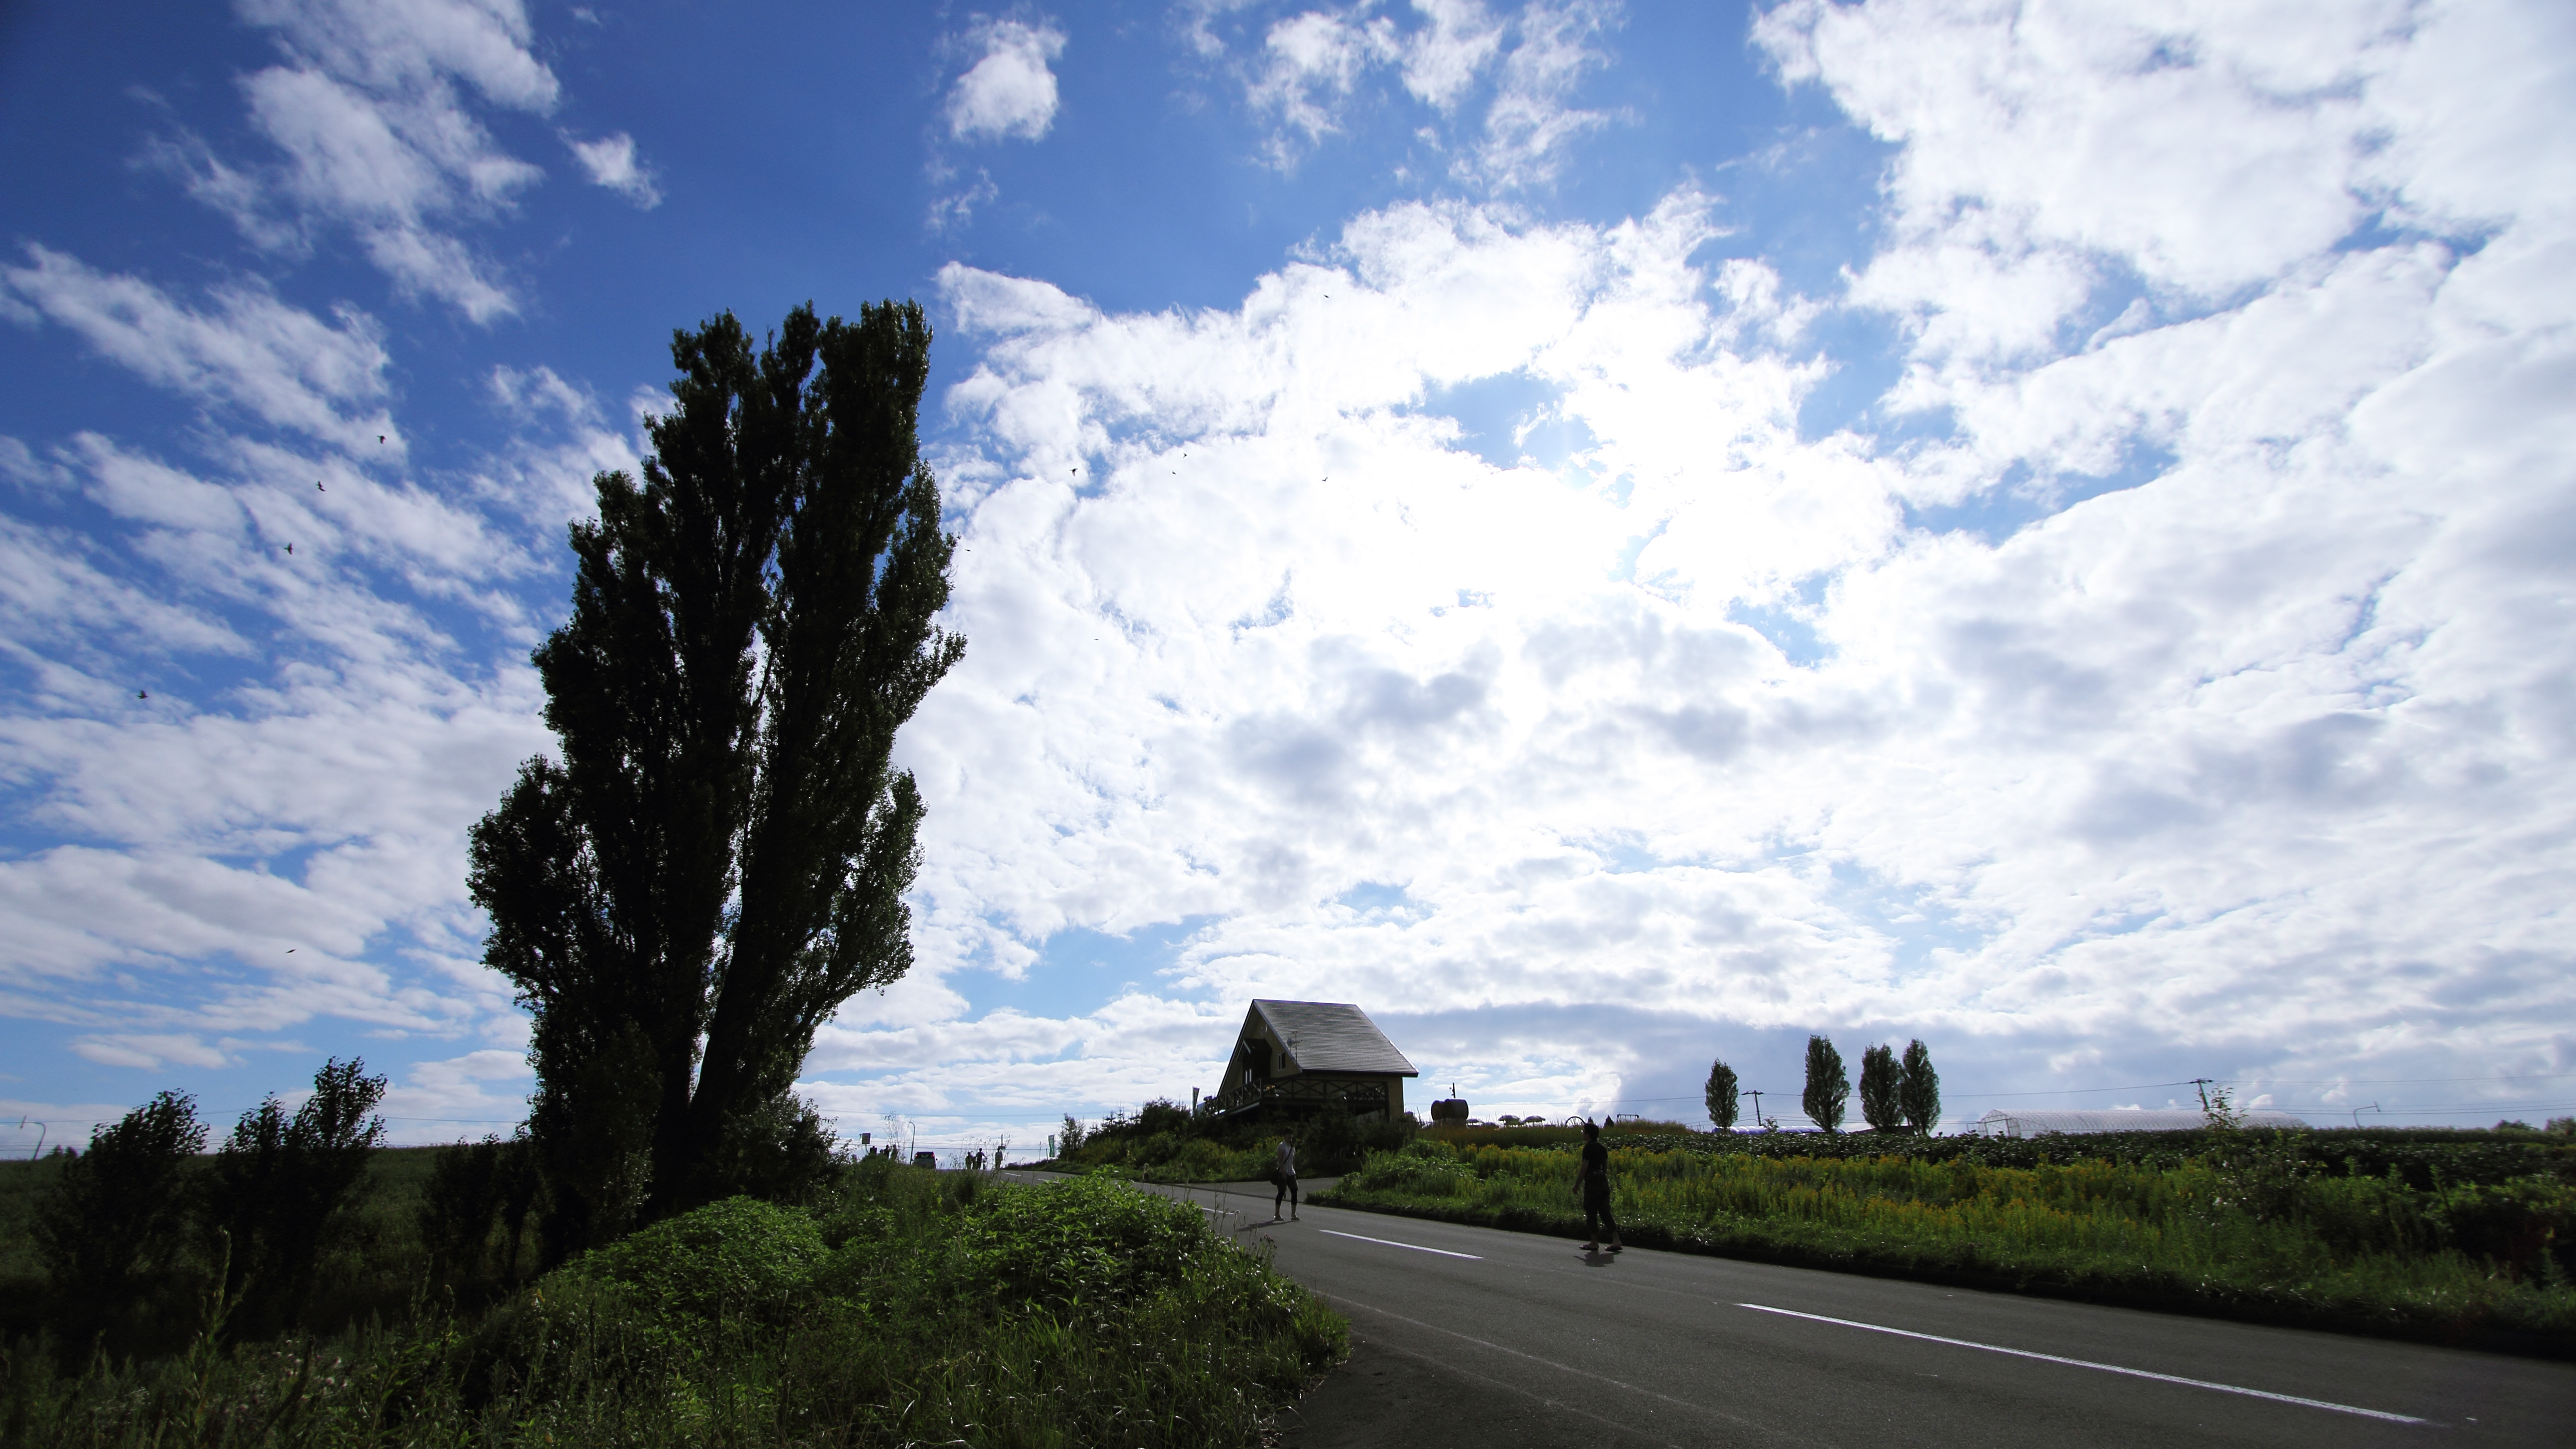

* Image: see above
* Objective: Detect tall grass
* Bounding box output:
[2,1166,1346,1447]
[1326,1141,2576,1352]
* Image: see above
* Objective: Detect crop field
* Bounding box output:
[1324,1130,2576,1352]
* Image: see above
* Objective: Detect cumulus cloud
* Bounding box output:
[946,17,1069,142]
[786,0,2576,1138]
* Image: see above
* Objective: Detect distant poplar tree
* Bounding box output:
[1857,1043,1902,1132]
[1899,1038,1942,1135]
[470,302,964,1252]
[1704,1059,1740,1132]
[1801,1034,1849,1134]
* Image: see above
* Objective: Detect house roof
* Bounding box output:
[1248,1000,1418,1076]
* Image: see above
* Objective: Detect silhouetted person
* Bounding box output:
[1274,1130,1300,1221]
[1577,1119,1622,1254]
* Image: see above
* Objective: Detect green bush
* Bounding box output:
[2,1167,1347,1448]
[567,1196,827,1327]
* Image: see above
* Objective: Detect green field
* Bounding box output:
[1322,1128,2576,1354]
[2,1156,1344,1447]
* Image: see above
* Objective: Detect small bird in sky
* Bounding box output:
[378,435,385,443]
[137,689,148,699]
[286,948,295,953]
[317,481,325,491]
[284,543,293,554]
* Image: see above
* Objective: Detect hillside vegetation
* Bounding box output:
[1,1158,1343,1447]
[1039,1098,1414,1182]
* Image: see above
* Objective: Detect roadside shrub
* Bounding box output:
[1341,1143,1475,1198]
[2425,1179,2576,1279]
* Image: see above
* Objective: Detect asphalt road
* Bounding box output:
[1004,1173,2576,1448]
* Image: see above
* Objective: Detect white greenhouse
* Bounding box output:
[1971,1108,2307,1137]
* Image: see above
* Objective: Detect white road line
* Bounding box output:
[1335,1297,1789,1443]
[1735,1303,2433,1425]
[1321,1228,1483,1259]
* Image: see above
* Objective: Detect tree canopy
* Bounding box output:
[1802,1034,1849,1135]
[1704,1058,1740,1132]
[471,301,963,1251]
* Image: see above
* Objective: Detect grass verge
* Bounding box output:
[2,1165,1346,1447]
[1319,1140,2576,1359]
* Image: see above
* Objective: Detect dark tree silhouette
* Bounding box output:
[471,302,963,1251]
[205,1057,387,1328]
[1858,1042,1902,1132]
[1802,1033,1849,1134]
[34,1091,205,1306]
[1704,1058,1740,1132]
[1900,1038,1942,1135]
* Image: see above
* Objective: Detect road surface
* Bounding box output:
[1005,1172,2575,1448]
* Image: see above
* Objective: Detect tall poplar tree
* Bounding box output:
[1801,1033,1848,1134]
[1857,1042,1902,1132]
[1899,1038,1942,1135]
[470,302,963,1251]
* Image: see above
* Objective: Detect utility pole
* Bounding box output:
[1747,1089,1766,1131]
[2190,1078,2213,1112]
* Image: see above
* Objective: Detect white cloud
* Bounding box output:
[1248,9,1400,159]
[237,0,560,110]
[565,130,662,207]
[1220,0,1615,182]
[154,0,609,320]
[0,273,621,1070]
[1468,0,1617,188]
[0,247,399,454]
[946,17,1070,142]
[1402,0,1506,110]
[785,2,2576,1138]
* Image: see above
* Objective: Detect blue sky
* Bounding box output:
[4,0,2575,1159]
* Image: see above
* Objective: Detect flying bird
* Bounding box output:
[137,689,147,700]
[378,435,385,443]
[317,481,325,491]
[286,948,295,953]
[284,543,293,554]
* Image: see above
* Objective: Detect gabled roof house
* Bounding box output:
[1209,1000,1419,1121]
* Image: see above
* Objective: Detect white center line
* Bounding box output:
[1735,1303,2432,1425]
[1321,1228,1483,1259]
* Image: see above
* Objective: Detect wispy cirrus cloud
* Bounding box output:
[0,246,399,455]
[144,0,651,322]
[1209,0,1620,184]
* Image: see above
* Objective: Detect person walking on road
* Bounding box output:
[1273,1130,1300,1221]
[1577,1119,1623,1254]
